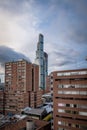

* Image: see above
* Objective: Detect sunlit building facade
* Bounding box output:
[51,68,87,130]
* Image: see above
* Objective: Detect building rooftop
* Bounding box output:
[0,116,51,130]
[24,108,46,116]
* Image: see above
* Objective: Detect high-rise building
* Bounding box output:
[45,75,50,93]
[5,59,42,114]
[0,90,5,114]
[0,73,5,114]
[51,68,87,130]
[44,52,48,91]
[35,34,48,90]
[0,73,5,83]
[44,52,48,76]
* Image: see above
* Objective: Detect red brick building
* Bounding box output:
[45,75,51,93]
[5,59,42,114]
[28,90,42,108]
[0,117,51,130]
[0,90,5,114]
[51,68,87,130]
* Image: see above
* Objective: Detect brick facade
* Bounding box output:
[5,59,42,114]
[51,69,87,130]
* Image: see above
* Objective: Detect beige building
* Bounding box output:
[51,68,87,130]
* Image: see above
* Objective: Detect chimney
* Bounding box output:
[26,120,34,130]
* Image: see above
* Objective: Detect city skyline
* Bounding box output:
[0,0,87,73]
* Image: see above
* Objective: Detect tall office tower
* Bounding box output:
[51,69,87,130]
[44,52,48,91]
[35,34,48,90]
[5,59,42,114]
[44,52,48,76]
[0,73,5,83]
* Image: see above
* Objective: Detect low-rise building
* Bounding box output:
[0,116,51,130]
[24,108,47,120]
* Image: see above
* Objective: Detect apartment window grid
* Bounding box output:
[57,71,87,76]
[53,69,87,130]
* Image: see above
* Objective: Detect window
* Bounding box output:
[57,71,87,76]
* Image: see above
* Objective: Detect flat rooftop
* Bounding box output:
[24,108,46,116]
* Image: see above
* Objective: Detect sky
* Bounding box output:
[0,0,87,74]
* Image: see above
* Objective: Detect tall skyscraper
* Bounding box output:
[51,68,87,130]
[43,52,48,90]
[0,73,5,83]
[35,34,48,90]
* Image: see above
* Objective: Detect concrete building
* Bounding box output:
[35,34,48,90]
[5,59,42,114]
[51,68,87,130]
[24,108,47,120]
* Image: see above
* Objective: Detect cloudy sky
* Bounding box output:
[0,0,87,73]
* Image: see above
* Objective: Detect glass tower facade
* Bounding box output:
[35,34,48,90]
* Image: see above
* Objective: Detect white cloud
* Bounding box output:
[0,1,40,63]
[0,0,87,74]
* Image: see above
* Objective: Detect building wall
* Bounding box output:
[26,62,32,91]
[45,75,51,93]
[5,59,41,114]
[0,117,51,130]
[51,69,87,130]
[36,90,42,107]
[29,90,42,108]
[5,91,29,114]
[32,64,39,91]
[0,90,5,114]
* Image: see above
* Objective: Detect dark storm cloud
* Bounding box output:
[49,48,79,67]
[69,27,87,44]
[49,48,79,59]
[0,46,30,67]
[51,60,74,67]
[42,0,87,45]
[62,0,87,44]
